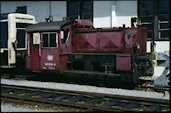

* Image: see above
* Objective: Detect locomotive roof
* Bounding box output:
[26,20,73,32]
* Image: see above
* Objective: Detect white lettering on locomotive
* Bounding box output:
[45,63,56,66]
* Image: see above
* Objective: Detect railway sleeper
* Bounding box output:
[1,84,169,112]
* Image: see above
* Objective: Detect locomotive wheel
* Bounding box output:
[120,71,138,88]
[8,68,16,78]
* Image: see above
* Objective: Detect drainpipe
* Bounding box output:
[151,1,158,52]
[111,0,116,27]
[49,1,52,17]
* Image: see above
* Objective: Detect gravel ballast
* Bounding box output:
[1,103,58,112]
[1,100,85,112]
[1,78,169,100]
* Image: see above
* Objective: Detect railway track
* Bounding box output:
[139,81,170,91]
[138,76,170,92]
[1,84,170,112]
[1,74,29,80]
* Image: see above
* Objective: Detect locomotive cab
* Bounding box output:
[26,20,73,73]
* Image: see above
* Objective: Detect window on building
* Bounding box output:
[67,0,93,21]
[16,6,27,14]
[138,0,170,40]
[42,33,58,48]
[158,0,170,39]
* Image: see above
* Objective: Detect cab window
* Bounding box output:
[32,33,40,48]
[61,29,70,44]
[42,32,58,48]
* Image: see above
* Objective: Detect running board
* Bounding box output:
[63,70,120,77]
[138,76,154,81]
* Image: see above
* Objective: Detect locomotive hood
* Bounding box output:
[26,20,73,32]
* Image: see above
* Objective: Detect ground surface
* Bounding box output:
[1,78,169,112]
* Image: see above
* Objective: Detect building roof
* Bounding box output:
[26,20,73,32]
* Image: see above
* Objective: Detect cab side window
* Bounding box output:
[32,33,40,48]
[61,29,70,44]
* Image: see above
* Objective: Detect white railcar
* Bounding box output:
[0,13,36,68]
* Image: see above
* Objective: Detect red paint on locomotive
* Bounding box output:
[116,55,132,71]
[26,19,153,84]
[73,27,147,54]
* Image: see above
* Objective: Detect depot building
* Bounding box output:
[1,0,169,52]
[1,0,170,77]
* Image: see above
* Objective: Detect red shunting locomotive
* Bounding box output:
[26,19,154,85]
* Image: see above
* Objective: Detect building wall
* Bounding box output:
[1,1,137,27]
[115,1,137,27]
[0,1,66,22]
[1,1,168,54]
[51,1,66,21]
[93,0,137,28]
[147,41,170,53]
[93,1,113,28]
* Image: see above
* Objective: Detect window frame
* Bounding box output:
[16,23,33,49]
[67,0,93,21]
[60,29,70,44]
[0,21,8,48]
[41,32,58,49]
[65,31,70,44]
[33,32,41,45]
[138,0,170,41]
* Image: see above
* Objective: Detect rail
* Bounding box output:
[1,84,169,112]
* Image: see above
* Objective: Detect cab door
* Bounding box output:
[30,33,41,71]
[59,29,72,72]
[40,32,59,71]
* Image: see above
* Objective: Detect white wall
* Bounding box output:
[0,1,66,22]
[147,41,170,53]
[51,1,66,21]
[1,1,136,26]
[115,1,137,27]
[93,0,137,28]
[93,1,113,28]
